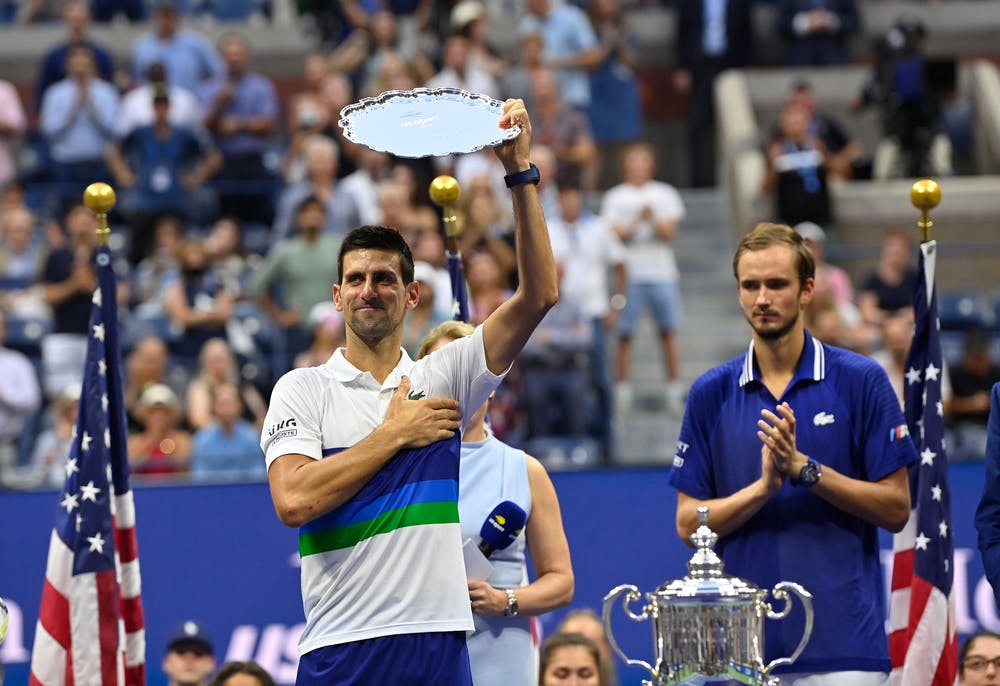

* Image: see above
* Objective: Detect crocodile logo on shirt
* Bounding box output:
[407,390,426,400]
[813,411,836,426]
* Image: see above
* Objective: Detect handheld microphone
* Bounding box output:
[478,501,527,559]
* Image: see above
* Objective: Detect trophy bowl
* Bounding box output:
[338,87,520,159]
[602,507,813,686]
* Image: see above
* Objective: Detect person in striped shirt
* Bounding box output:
[261,98,558,686]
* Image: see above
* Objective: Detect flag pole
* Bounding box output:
[83,182,117,247]
[429,175,462,253]
[429,175,472,323]
[910,178,941,244]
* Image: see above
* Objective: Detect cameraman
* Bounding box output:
[855,15,953,179]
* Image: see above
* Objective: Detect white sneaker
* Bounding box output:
[666,382,686,418]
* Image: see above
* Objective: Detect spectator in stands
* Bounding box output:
[164,240,235,364]
[763,102,832,228]
[204,216,259,296]
[777,0,859,66]
[39,44,119,211]
[401,261,449,359]
[795,221,872,349]
[548,181,627,460]
[410,229,455,320]
[946,327,1000,460]
[117,62,203,139]
[339,0,434,57]
[191,381,266,481]
[520,264,592,440]
[131,215,182,318]
[858,229,917,328]
[249,194,342,364]
[210,661,277,686]
[124,335,176,433]
[375,181,432,248]
[40,203,99,398]
[785,79,863,181]
[132,0,224,94]
[330,9,435,98]
[162,620,216,686]
[457,181,516,286]
[0,78,25,189]
[466,250,512,325]
[586,0,643,170]
[539,632,606,686]
[34,1,114,113]
[201,33,280,224]
[186,337,267,432]
[426,35,499,98]
[870,307,920,408]
[958,631,1000,686]
[674,0,754,188]
[451,1,505,84]
[340,147,391,226]
[531,69,598,190]
[294,301,345,369]
[0,307,43,485]
[600,143,686,417]
[272,135,361,241]
[282,53,335,184]
[107,85,222,265]
[557,609,618,686]
[0,207,45,282]
[128,382,192,477]
[519,0,601,111]
[20,382,80,489]
[501,25,545,113]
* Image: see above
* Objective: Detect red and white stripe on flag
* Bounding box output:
[887,239,958,686]
[29,244,146,686]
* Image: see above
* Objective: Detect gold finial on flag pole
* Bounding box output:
[83,182,116,247]
[910,178,941,244]
[429,176,462,248]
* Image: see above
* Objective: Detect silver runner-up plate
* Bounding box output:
[338,87,520,158]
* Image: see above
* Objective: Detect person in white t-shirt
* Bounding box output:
[261,99,558,686]
[548,181,626,459]
[599,143,686,415]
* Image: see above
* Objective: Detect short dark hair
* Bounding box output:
[960,630,1000,675]
[210,661,276,686]
[733,222,815,287]
[296,193,325,217]
[539,632,603,684]
[337,225,415,285]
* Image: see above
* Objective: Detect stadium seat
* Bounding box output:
[4,315,51,359]
[938,291,993,331]
[521,436,602,471]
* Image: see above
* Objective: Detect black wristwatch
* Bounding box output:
[504,163,540,188]
[794,459,822,488]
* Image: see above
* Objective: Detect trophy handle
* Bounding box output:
[602,584,656,678]
[762,581,814,678]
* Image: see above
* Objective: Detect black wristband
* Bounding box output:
[504,163,540,189]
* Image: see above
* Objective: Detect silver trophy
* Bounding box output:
[602,507,813,686]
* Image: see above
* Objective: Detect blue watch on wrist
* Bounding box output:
[504,163,540,189]
[793,459,822,488]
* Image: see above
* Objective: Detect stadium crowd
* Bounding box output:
[0,0,996,491]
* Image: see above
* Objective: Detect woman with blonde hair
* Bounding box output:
[418,320,574,686]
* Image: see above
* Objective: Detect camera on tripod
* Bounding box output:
[857,14,956,178]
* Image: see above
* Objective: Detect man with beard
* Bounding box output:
[260,99,558,685]
[668,222,917,685]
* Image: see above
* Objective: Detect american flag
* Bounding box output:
[30,245,146,686]
[447,250,471,323]
[888,239,959,685]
